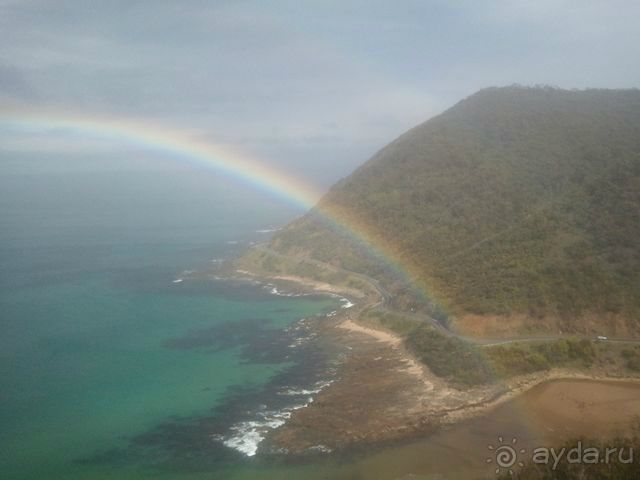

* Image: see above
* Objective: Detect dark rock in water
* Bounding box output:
[76,314,340,472]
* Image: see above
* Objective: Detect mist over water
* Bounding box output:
[0,161,341,479]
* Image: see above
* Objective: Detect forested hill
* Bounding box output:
[268,86,640,335]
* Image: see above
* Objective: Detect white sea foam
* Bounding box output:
[216,286,341,457]
[287,337,307,348]
[308,444,332,453]
[279,380,334,396]
[256,228,280,233]
[220,399,314,456]
[223,422,273,456]
[340,298,355,309]
[172,269,195,284]
[266,285,304,297]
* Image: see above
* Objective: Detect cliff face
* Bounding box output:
[268,86,640,334]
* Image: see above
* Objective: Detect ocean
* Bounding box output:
[0,165,345,479]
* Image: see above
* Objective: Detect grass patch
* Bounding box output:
[405,326,493,386]
[622,346,640,371]
[357,309,422,336]
[485,338,599,378]
[405,326,633,386]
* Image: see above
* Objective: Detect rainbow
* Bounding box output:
[3,109,474,338]
[0,108,430,292]
[1,108,535,403]
[0,109,326,209]
[1,109,564,452]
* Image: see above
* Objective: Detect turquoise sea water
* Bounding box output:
[0,166,341,479]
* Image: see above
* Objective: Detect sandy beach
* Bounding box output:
[338,319,431,384]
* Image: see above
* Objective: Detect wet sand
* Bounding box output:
[347,378,640,479]
[234,269,369,300]
[515,378,640,440]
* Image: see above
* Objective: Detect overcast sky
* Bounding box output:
[1,0,639,187]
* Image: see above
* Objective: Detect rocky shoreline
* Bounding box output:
[224,266,640,458]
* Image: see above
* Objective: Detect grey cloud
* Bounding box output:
[1,0,639,187]
[0,64,38,100]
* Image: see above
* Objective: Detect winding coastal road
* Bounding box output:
[252,244,640,348]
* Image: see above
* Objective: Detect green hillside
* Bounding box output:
[267,86,640,334]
